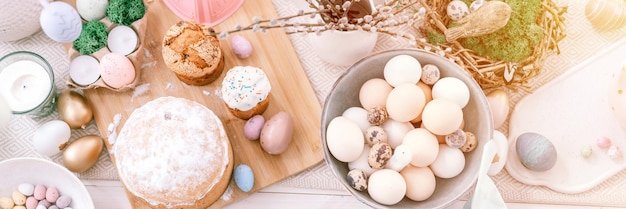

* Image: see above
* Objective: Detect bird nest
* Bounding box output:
[414,0,567,92]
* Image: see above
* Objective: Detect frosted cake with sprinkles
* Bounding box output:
[221,66,272,119]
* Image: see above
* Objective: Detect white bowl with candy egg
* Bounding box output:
[321,49,493,208]
[0,158,94,209]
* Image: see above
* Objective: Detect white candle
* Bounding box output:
[107,25,138,56]
[0,60,53,113]
[70,55,100,86]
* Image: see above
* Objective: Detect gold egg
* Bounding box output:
[62,135,104,173]
[58,90,93,129]
[486,89,510,129]
[585,0,626,31]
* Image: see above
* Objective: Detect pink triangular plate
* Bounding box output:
[163,0,244,26]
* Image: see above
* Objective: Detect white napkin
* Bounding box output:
[464,139,507,209]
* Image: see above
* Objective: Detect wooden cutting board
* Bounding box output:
[62,0,323,208]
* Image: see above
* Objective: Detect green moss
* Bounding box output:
[106,0,146,25]
[427,0,544,62]
[427,30,447,45]
[73,20,108,55]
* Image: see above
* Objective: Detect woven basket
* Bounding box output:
[415,0,567,92]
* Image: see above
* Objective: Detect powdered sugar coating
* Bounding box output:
[221,66,271,111]
[114,96,231,208]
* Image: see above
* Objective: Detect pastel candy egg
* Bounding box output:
[347,169,368,191]
[234,164,255,192]
[0,197,14,209]
[13,206,26,209]
[260,111,294,154]
[516,132,557,172]
[429,144,466,178]
[37,200,51,208]
[447,0,470,21]
[12,191,26,205]
[231,35,253,58]
[33,184,46,200]
[18,183,35,196]
[36,205,47,209]
[386,83,426,122]
[244,115,264,140]
[470,0,485,12]
[40,1,82,43]
[326,116,365,162]
[45,187,59,203]
[55,196,72,208]
[99,53,136,89]
[76,0,108,21]
[25,196,38,209]
[368,142,392,169]
[383,55,422,87]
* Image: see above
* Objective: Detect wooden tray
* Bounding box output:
[62,0,323,208]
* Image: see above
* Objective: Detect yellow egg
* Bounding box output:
[58,90,93,129]
[62,135,104,173]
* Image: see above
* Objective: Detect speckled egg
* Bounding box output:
[45,187,59,203]
[347,169,368,191]
[447,0,470,21]
[12,191,26,206]
[365,126,388,147]
[25,196,38,209]
[33,184,46,200]
[516,132,557,172]
[234,164,255,192]
[0,197,14,209]
[348,146,380,176]
[231,35,253,59]
[55,196,72,208]
[244,115,265,140]
[99,53,136,89]
[76,0,108,21]
[40,1,82,43]
[445,129,467,149]
[367,106,388,126]
[368,142,393,169]
[470,0,485,12]
[460,131,477,152]
[420,64,441,85]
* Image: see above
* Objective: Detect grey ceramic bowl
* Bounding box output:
[320,49,493,208]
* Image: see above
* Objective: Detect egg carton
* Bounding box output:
[65,15,147,92]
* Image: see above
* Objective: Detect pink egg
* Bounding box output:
[55,196,72,208]
[244,115,265,140]
[231,35,253,58]
[596,136,612,148]
[45,187,59,203]
[260,112,294,154]
[25,196,38,209]
[99,53,136,89]
[33,184,46,200]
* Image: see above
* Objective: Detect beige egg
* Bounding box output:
[400,165,436,201]
[429,144,465,178]
[326,116,365,162]
[421,98,464,135]
[359,78,393,110]
[63,135,104,173]
[411,82,433,123]
[368,169,406,205]
[402,128,439,167]
[386,83,426,122]
[486,89,510,129]
[585,0,626,31]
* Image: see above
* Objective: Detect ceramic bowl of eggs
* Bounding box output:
[321,49,493,208]
[0,157,95,209]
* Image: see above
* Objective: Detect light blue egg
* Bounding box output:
[234,164,254,192]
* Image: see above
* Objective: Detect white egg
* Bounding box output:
[342,107,370,133]
[386,83,426,122]
[432,77,470,108]
[40,1,82,43]
[421,98,463,135]
[402,128,439,167]
[609,64,626,130]
[368,169,406,205]
[76,0,108,21]
[326,117,365,162]
[348,146,380,176]
[32,120,71,156]
[429,144,465,178]
[381,119,414,148]
[359,78,393,110]
[488,131,509,176]
[447,0,470,21]
[383,55,422,87]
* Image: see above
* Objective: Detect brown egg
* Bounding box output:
[57,90,93,129]
[63,135,103,173]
